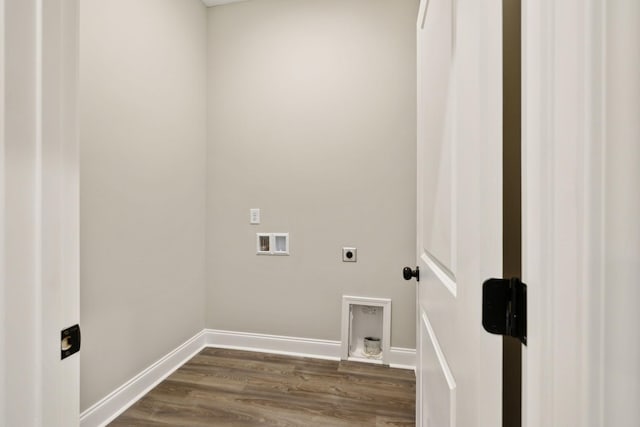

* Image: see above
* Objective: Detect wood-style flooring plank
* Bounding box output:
[109,348,415,426]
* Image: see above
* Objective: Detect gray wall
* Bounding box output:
[79,0,207,411]
[206,0,418,348]
[79,0,417,411]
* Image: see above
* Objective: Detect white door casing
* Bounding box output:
[2,0,80,425]
[4,0,43,423]
[415,0,503,426]
[42,0,81,424]
[0,0,6,423]
[522,0,640,426]
[522,0,603,425]
[602,1,640,423]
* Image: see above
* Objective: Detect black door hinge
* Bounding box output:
[482,278,527,345]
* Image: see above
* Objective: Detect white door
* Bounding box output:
[415,0,503,425]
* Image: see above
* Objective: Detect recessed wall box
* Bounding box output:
[256,233,271,254]
[272,233,289,255]
[256,233,289,256]
[341,296,391,365]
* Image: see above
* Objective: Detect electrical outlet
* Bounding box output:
[342,247,357,262]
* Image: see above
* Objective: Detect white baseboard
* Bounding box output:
[204,329,342,360]
[80,329,415,426]
[204,329,415,368]
[79,330,207,427]
[387,347,417,370]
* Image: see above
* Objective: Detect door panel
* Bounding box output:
[419,0,455,275]
[416,0,503,425]
[420,311,456,427]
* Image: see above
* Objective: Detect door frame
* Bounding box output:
[2,0,80,425]
[1,0,620,425]
[522,0,606,425]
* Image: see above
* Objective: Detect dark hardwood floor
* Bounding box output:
[109,348,416,426]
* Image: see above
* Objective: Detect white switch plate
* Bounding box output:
[250,208,260,224]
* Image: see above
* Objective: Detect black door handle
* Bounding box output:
[403,266,419,281]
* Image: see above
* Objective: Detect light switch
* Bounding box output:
[250,208,260,224]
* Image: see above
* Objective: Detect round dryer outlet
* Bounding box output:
[342,247,357,262]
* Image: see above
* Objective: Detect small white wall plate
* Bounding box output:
[342,247,357,262]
